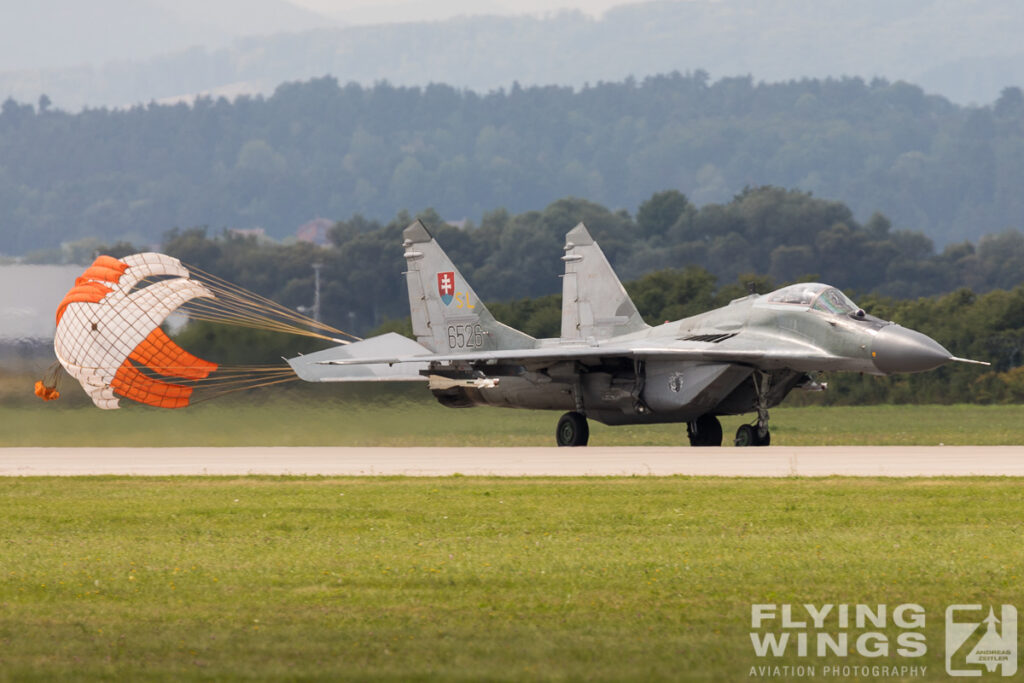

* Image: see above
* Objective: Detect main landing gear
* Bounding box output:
[556,411,589,447]
[687,414,722,447]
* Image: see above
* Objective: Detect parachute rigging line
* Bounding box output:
[178,263,360,344]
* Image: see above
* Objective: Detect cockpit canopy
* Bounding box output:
[764,283,861,316]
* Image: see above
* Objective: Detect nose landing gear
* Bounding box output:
[735,370,771,447]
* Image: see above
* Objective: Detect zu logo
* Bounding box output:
[946,605,1017,677]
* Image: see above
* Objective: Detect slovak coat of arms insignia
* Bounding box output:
[437,271,455,306]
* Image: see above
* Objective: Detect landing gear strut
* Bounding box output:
[687,414,722,447]
[735,371,772,447]
[556,411,589,447]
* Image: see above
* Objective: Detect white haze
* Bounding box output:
[0,0,1021,108]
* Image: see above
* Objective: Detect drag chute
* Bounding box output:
[39,252,358,409]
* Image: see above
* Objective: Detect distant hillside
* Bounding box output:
[1,0,1022,108]
[0,0,332,72]
[2,74,1023,255]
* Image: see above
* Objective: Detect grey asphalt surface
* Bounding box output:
[1,446,1022,476]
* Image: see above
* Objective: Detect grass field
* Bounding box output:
[0,477,1021,681]
[3,392,1024,446]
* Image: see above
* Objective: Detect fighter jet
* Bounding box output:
[288,221,987,447]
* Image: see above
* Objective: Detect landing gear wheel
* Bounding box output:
[735,424,771,447]
[556,411,589,447]
[687,414,722,447]
[735,424,756,447]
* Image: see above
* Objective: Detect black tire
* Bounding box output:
[687,414,722,447]
[556,411,589,447]
[755,429,771,447]
[735,424,756,447]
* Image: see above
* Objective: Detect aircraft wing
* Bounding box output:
[310,336,842,371]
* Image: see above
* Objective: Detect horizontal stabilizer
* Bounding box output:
[288,332,429,382]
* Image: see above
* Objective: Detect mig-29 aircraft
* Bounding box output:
[288,221,986,447]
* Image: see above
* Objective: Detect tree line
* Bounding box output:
[3,73,1024,256]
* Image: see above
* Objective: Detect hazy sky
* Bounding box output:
[291,0,639,24]
[3,0,1020,108]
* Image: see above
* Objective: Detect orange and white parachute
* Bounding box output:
[52,253,217,409]
[39,252,357,409]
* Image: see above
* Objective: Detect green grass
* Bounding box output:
[0,477,1021,681]
[3,393,1024,446]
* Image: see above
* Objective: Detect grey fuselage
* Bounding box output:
[429,290,940,426]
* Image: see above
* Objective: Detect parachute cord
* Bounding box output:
[62,364,295,391]
[181,263,362,341]
[198,285,324,331]
[131,272,359,342]
[43,360,63,388]
[177,305,340,341]
[34,361,64,402]
[193,268,358,339]
[186,374,301,405]
[191,289,356,341]
[181,289,304,329]
[138,369,295,386]
[64,363,293,377]
[170,287,309,329]
[178,370,297,390]
[131,264,363,343]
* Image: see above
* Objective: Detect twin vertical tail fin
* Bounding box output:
[560,223,648,341]
[403,220,535,353]
[402,220,644,350]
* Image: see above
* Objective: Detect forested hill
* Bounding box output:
[2,73,1024,254]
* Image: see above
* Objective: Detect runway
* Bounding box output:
[1,446,1023,477]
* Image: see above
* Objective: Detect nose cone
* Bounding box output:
[872,325,952,374]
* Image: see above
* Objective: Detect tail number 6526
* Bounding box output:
[448,323,484,349]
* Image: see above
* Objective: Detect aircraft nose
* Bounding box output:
[871,325,952,374]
